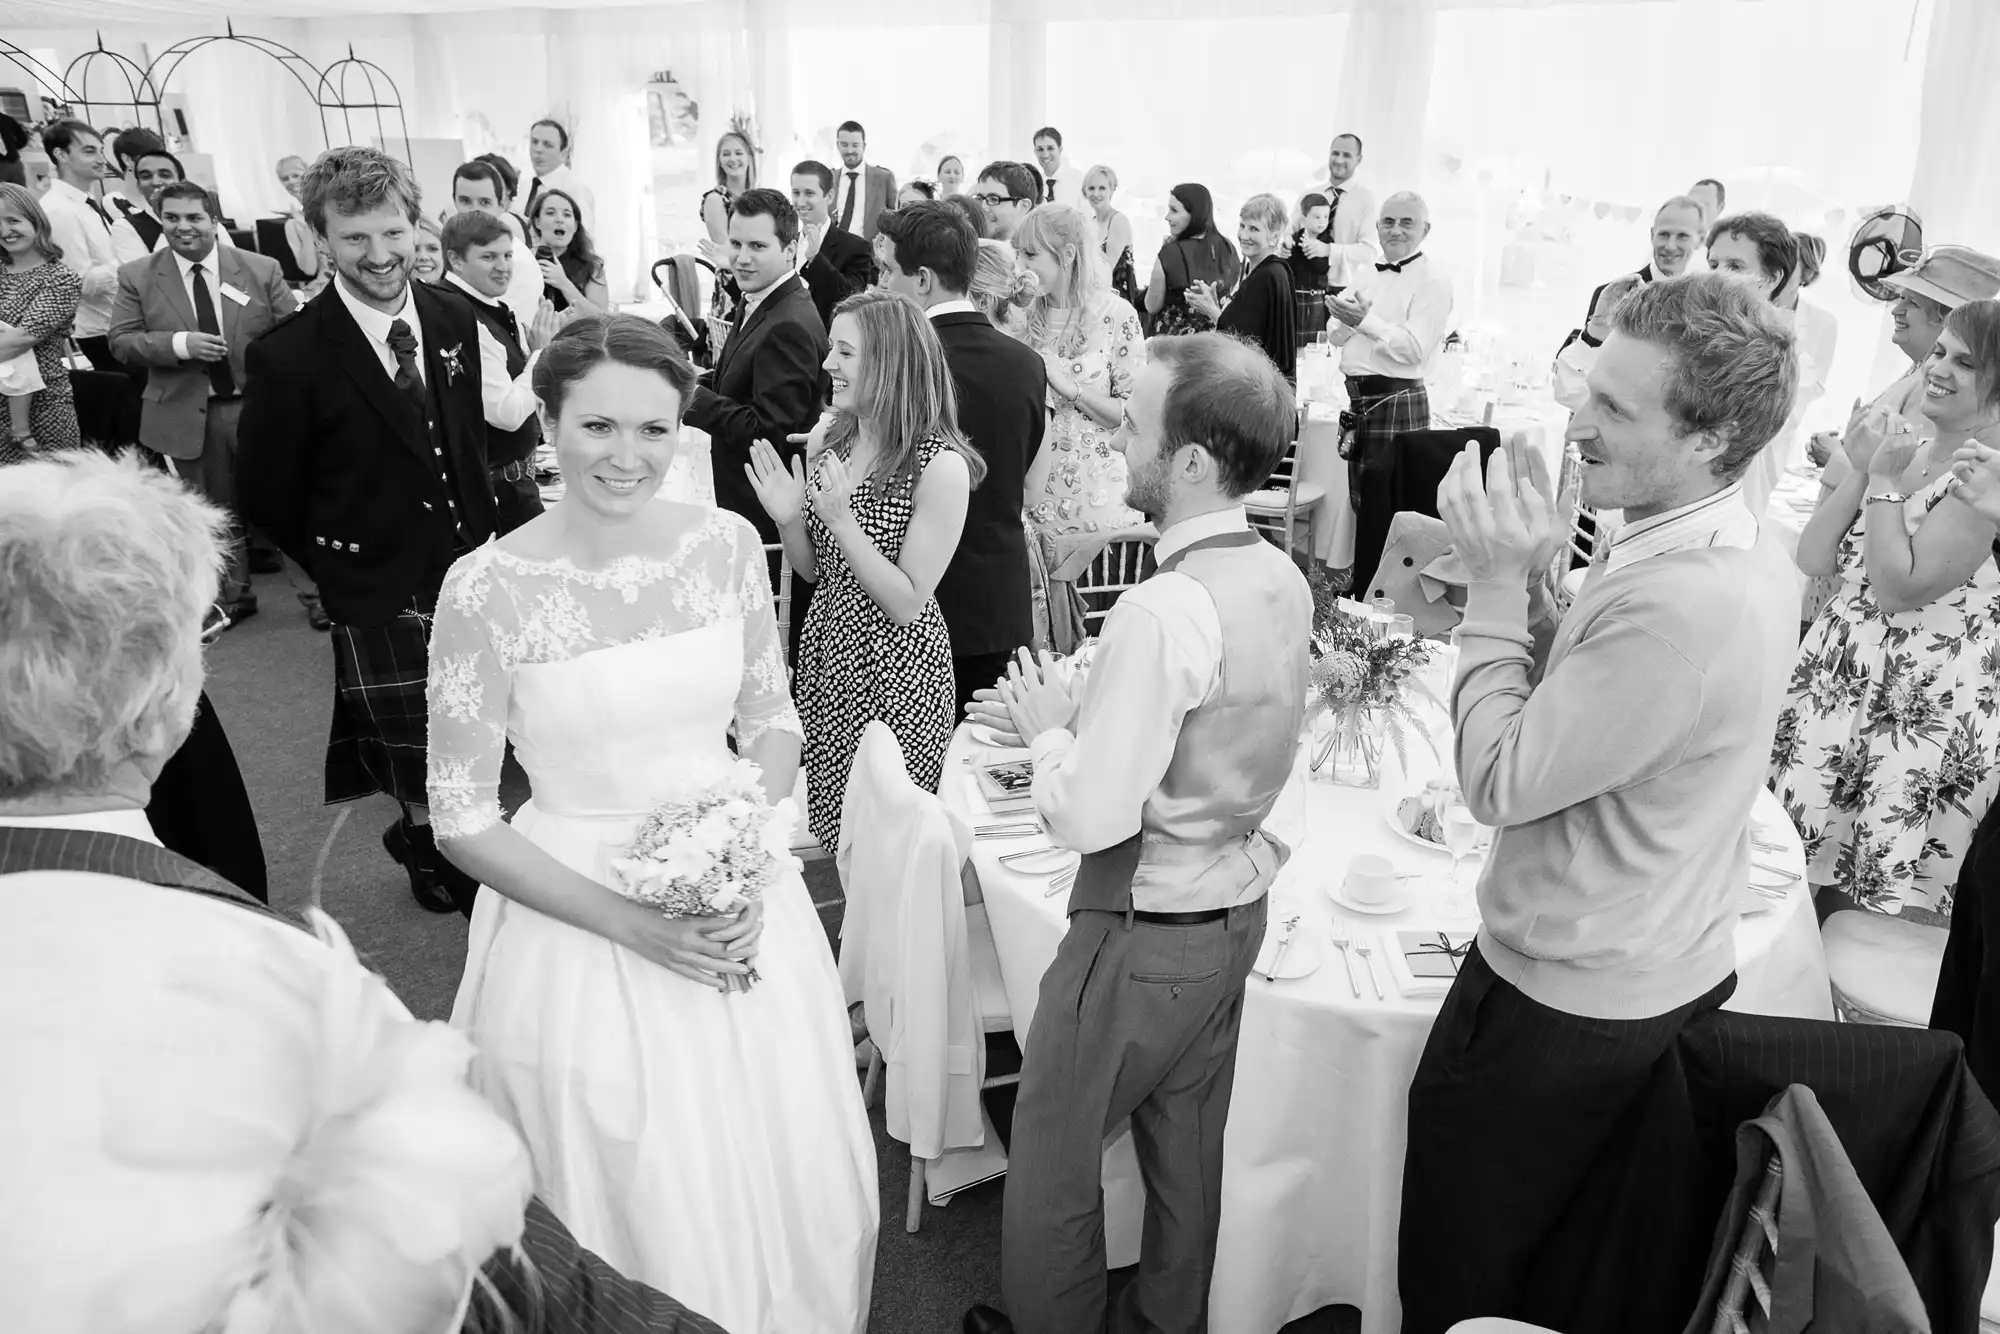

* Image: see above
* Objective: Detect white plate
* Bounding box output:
[967,723,1027,751]
[1254,923,1321,980]
[1382,806,1451,855]
[1329,883,1412,916]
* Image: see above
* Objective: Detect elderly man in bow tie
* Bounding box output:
[1327,190,1455,593]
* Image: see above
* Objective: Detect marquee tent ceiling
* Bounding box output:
[1,0,671,28]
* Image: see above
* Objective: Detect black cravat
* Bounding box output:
[189,263,235,397]
[490,298,521,347]
[526,178,543,214]
[385,318,428,420]
[838,172,859,232]
[85,195,114,232]
[1045,177,1055,203]
[1377,253,1422,274]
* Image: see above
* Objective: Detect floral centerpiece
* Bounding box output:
[1304,567,1441,788]
[609,758,802,992]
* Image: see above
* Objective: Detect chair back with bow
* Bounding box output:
[1037,525,1160,653]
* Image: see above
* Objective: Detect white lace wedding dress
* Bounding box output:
[428,505,878,1333]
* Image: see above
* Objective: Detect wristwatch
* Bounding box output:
[1866,490,1911,506]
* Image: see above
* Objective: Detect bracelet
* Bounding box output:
[1866,490,1910,506]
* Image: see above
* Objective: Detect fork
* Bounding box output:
[1042,867,1078,898]
[1328,922,1359,998]
[975,822,1042,840]
[1352,938,1384,1000]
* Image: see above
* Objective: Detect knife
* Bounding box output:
[1266,914,1302,980]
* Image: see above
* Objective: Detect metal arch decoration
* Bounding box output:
[145,22,324,143]
[0,41,83,119]
[315,45,411,165]
[62,33,162,131]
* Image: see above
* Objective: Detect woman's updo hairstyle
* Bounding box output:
[532,313,699,422]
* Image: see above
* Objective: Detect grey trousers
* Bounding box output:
[168,398,251,610]
[1000,897,1268,1334]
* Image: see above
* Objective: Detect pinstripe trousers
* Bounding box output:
[1397,943,1735,1334]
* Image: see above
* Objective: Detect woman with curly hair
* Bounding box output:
[1770,297,2000,922]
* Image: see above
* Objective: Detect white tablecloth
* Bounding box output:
[951,726,1833,1334]
[1294,386,1570,569]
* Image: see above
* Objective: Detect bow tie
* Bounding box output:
[1376,254,1421,274]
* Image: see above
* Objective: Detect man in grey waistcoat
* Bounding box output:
[963,332,1312,1334]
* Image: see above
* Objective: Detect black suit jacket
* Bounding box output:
[239,281,497,627]
[801,226,875,332]
[682,274,828,543]
[931,309,1044,656]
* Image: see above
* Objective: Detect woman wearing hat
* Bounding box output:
[1770,296,2000,923]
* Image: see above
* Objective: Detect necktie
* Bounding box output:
[1376,254,1422,274]
[491,300,521,348]
[1045,177,1055,203]
[838,172,859,232]
[189,265,235,397]
[86,195,113,232]
[1326,187,1343,238]
[385,318,428,421]
[526,178,543,214]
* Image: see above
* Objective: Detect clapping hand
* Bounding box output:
[1186,280,1223,321]
[785,411,835,467]
[1437,441,1561,586]
[1950,438,2000,524]
[965,685,1027,746]
[1001,647,1082,742]
[744,440,808,526]
[1299,232,1331,260]
[1843,404,1916,478]
[527,299,564,351]
[1328,289,1370,329]
[1584,272,1645,343]
[811,452,858,530]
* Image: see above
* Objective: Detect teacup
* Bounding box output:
[1344,853,1401,907]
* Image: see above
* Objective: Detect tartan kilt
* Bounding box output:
[325,597,437,807]
[1341,381,1432,513]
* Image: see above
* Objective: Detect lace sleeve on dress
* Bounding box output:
[731,524,805,749]
[426,554,511,841]
[1107,297,1144,400]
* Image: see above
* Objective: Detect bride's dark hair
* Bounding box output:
[532,314,699,421]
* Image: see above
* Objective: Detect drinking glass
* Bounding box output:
[1441,802,1485,920]
[1387,614,1415,640]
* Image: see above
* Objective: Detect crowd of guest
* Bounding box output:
[12,103,2000,1334]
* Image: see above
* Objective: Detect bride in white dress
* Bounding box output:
[426,315,878,1332]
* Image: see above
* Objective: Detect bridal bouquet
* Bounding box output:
[609,758,802,992]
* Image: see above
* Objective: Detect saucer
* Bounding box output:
[1329,883,1411,916]
[967,723,1026,751]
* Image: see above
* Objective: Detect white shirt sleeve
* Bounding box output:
[1028,575,1220,853]
[1356,271,1454,373]
[473,320,542,431]
[46,198,118,302]
[110,217,149,266]
[1328,192,1381,276]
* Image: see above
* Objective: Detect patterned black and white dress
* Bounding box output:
[798,433,957,851]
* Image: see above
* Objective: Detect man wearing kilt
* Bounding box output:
[241,146,494,915]
[1326,190,1454,596]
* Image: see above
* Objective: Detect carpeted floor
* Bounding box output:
[201,581,1355,1334]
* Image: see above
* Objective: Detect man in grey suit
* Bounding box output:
[109,179,297,626]
[830,119,897,241]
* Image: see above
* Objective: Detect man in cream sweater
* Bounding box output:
[1398,272,1801,1333]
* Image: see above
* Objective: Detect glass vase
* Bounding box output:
[1309,704,1387,789]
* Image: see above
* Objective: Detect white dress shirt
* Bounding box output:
[926,298,978,319]
[335,275,424,384]
[1330,252,1454,380]
[832,163,873,232]
[1029,506,1250,909]
[40,178,121,337]
[446,272,542,431]
[527,162,596,231]
[165,246,229,361]
[1320,178,1380,289]
[501,233,546,333]
[0,807,161,846]
[1038,162,1083,208]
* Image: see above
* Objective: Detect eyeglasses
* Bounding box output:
[971,192,1019,208]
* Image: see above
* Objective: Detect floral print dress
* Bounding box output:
[1025,290,1146,535]
[1769,474,2000,922]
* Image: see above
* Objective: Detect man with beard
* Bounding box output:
[239,146,494,917]
[963,333,1310,1334]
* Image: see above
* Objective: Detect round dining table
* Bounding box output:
[946,719,1834,1334]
